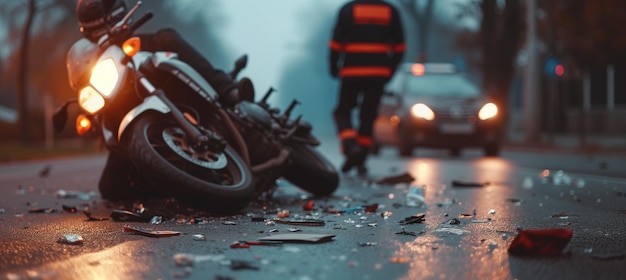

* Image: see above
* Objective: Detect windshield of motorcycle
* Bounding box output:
[67,38,100,91]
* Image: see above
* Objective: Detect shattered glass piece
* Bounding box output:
[222,221,237,225]
[193,234,206,241]
[471,218,492,223]
[288,228,302,232]
[507,228,573,255]
[444,218,461,225]
[489,209,496,214]
[123,225,181,237]
[333,224,347,230]
[405,186,426,208]
[56,189,93,200]
[522,177,534,189]
[396,228,420,236]
[150,216,163,225]
[58,234,84,245]
[434,227,469,235]
[368,223,377,227]
[358,242,377,247]
[380,211,393,219]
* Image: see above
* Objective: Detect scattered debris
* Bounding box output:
[405,186,426,208]
[434,227,469,235]
[257,233,335,243]
[39,165,52,178]
[358,242,377,247]
[451,180,489,187]
[56,189,94,200]
[398,213,425,225]
[192,234,206,241]
[62,205,77,213]
[123,225,181,238]
[230,240,283,248]
[110,209,151,222]
[228,260,259,271]
[395,228,423,236]
[57,234,84,245]
[371,172,415,185]
[173,253,225,267]
[83,211,109,221]
[587,252,625,261]
[28,208,56,214]
[471,218,492,223]
[302,200,315,211]
[222,220,237,225]
[507,228,573,255]
[323,203,378,214]
[274,218,325,226]
[444,218,461,225]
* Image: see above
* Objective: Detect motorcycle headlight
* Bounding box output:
[410,103,435,121]
[90,58,119,97]
[478,103,498,120]
[78,58,121,114]
[79,86,106,114]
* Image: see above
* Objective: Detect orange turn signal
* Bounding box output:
[122,37,141,57]
[76,114,92,136]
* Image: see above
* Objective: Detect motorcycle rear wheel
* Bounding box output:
[126,113,254,214]
[283,144,339,196]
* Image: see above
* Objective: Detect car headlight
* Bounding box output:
[478,103,498,120]
[410,103,435,121]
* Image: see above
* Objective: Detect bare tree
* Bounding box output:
[397,0,436,62]
[16,0,36,145]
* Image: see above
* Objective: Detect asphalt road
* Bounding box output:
[1,142,626,280]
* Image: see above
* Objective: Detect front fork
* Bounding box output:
[117,76,224,152]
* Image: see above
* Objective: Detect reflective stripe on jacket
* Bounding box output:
[329,0,405,80]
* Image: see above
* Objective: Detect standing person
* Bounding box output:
[328,0,405,176]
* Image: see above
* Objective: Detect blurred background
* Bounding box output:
[0,0,624,157]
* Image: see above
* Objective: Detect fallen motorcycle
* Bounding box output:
[53,2,338,214]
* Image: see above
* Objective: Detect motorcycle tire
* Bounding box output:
[283,143,339,196]
[125,113,254,214]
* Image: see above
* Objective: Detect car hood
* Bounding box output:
[402,95,489,111]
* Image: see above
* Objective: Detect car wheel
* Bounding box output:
[449,148,461,157]
[397,125,413,157]
[484,144,500,157]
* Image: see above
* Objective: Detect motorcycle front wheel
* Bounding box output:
[283,143,339,196]
[125,113,254,214]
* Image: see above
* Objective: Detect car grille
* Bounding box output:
[433,104,477,122]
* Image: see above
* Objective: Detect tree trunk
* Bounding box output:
[17,0,36,145]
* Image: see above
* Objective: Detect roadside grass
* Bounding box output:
[0,139,105,163]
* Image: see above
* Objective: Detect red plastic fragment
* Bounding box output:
[302,200,315,211]
[508,228,573,255]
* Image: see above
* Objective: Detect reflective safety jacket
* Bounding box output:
[329,0,405,82]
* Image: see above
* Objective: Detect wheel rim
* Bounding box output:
[162,127,227,169]
[145,123,240,186]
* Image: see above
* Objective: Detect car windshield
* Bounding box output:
[404,74,480,97]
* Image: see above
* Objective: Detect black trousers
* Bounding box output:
[333,80,385,149]
[137,28,236,96]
